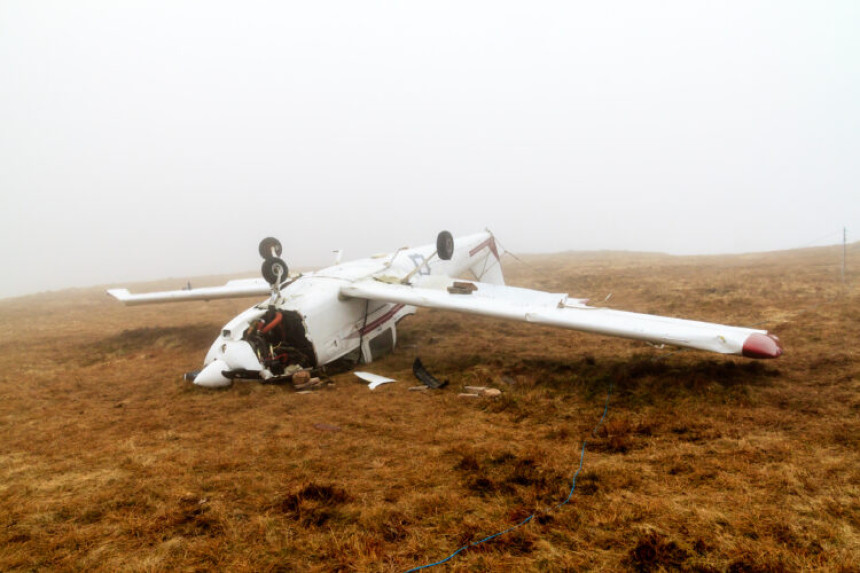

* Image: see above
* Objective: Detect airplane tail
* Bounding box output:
[466,232,505,285]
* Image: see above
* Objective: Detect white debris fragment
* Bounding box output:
[354,371,396,390]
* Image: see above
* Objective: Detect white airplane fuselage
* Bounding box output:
[194,232,504,387]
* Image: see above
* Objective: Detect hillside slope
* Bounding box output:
[1,246,857,571]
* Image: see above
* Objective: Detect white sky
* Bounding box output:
[1,1,858,298]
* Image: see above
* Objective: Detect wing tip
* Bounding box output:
[742,333,783,359]
[106,288,131,301]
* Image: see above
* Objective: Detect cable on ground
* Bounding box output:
[403,380,613,572]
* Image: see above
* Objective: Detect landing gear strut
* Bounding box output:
[259,237,288,288]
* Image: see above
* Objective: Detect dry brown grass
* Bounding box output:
[1,246,858,571]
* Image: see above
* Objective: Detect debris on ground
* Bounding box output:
[283,364,304,377]
[294,377,323,391]
[413,358,448,388]
[408,386,429,392]
[354,371,396,390]
[460,386,502,398]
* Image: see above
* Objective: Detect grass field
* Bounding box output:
[1,245,858,571]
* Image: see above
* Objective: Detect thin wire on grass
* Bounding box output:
[494,237,530,267]
[403,380,613,572]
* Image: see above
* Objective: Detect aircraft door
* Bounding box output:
[362,326,396,362]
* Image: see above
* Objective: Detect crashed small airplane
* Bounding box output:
[108,231,782,388]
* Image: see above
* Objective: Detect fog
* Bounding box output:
[1,1,858,298]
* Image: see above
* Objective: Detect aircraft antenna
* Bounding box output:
[843,227,847,286]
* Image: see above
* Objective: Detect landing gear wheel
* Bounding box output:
[258,237,283,259]
[437,231,454,260]
[262,257,289,285]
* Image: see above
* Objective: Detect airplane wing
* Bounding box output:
[107,278,272,306]
[340,276,782,358]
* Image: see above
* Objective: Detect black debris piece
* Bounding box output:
[413,358,448,389]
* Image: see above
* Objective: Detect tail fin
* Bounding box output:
[468,233,505,285]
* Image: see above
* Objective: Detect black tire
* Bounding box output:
[436,231,454,260]
[262,257,289,285]
[258,237,283,259]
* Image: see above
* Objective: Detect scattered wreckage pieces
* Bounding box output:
[354,371,396,390]
[460,386,502,399]
[292,370,324,391]
[412,358,448,389]
[294,377,323,391]
[184,364,316,389]
[410,360,501,397]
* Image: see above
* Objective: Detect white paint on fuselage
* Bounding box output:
[202,231,503,372]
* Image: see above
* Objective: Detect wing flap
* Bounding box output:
[107,278,271,306]
[341,277,771,356]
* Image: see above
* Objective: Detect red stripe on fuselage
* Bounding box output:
[469,237,500,261]
[359,304,406,335]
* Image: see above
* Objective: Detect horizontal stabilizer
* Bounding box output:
[107,278,272,306]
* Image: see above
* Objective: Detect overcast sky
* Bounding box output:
[1,1,858,298]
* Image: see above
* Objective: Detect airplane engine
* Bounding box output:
[192,302,317,388]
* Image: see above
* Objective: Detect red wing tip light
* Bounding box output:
[742,333,783,359]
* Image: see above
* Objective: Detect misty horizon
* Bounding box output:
[2,1,857,299]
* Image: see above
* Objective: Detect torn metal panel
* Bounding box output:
[412,358,448,389]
